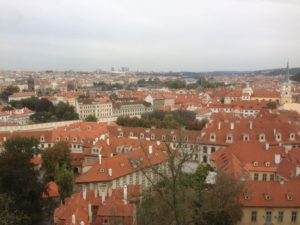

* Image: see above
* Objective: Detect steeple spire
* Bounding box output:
[285,59,290,83]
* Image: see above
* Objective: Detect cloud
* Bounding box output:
[0,0,299,71]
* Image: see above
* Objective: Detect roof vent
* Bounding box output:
[275,154,281,164]
[108,168,112,177]
[265,143,269,150]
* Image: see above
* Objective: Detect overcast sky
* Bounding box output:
[0,0,299,72]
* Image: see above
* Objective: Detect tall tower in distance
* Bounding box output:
[280,61,292,104]
[27,75,35,92]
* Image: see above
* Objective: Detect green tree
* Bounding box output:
[138,141,195,225]
[30,111,57,123]
[54,164,74,201]
[0,193,30,225]
[54,102,79,121]
[4,136,40,157]
[0,151,43,224]
[42,142,72,182]
[186,119,208,131]
[194,172,243,225]
[85,115,98,122]
[0,85,20,101]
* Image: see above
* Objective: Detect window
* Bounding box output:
[291,211,297,223]
[203,155,207,163]
[270,174,275,181]
[251,211,257,222]
[254,173,259,181]
[243,134,249,141]
[203,146,207,153]
[278,211,284,223]
[162,135,166,141]
[266,211,272,224]
[259,134,265,141]
[262,174,267,181]
[211,147,216,153]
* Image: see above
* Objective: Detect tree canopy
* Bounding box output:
[4,136,40,157]
[0,145,44,225]
[0,85,20,101]
[42,142,72,182]
[84,115,98,122]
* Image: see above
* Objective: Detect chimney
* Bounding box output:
[279,179,284,185]
[108,168,112,177]
[265,143,270,150]
[106,138,110,145]
[296,165,300,177]
[148,145,153,154]
[88,203,92,223]
[82,186,87,200]
[156,141,161,146]
[98,154,102,164]
[249,121,253,130]
[123,185,128,204]
[101,191,106,203]
[205,123,208,128]
[72,214,76,225]
[218,122,221,130]
[80,222,85,225]
[108,187,112,197]
[94,188,98,198]
[274,154,281,164]
[230,122,234,130]
[273,129,276,136]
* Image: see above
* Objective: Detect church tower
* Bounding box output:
[280,61,292,104]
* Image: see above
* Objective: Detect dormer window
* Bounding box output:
[173,136,177,142]
[210,133,216,142]
[259,133,266,142]
[92,147,99,154]
[244,193,251,200]
[73,137,77,142]
[56,136,60,142]
[253,161,258,167]
[264,194,271,200]
[289,133,295,141]
[99,168,105,173]
[276,133,282,142]
[286,194,293,201]
[151,134,155,140]
[65,136,69,141]
[265,161,270,167]
[226,134,233,143]
[243,134,249,141]
[119,132,123,137]
[40,136,45,142]
[162,135,166,141]
[140,133,144,139]
[129,132,133,137]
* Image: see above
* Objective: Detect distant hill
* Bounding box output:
[291,72,300,83]
[177,67,300,78]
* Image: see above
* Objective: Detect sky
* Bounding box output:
[0,0,299,72]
